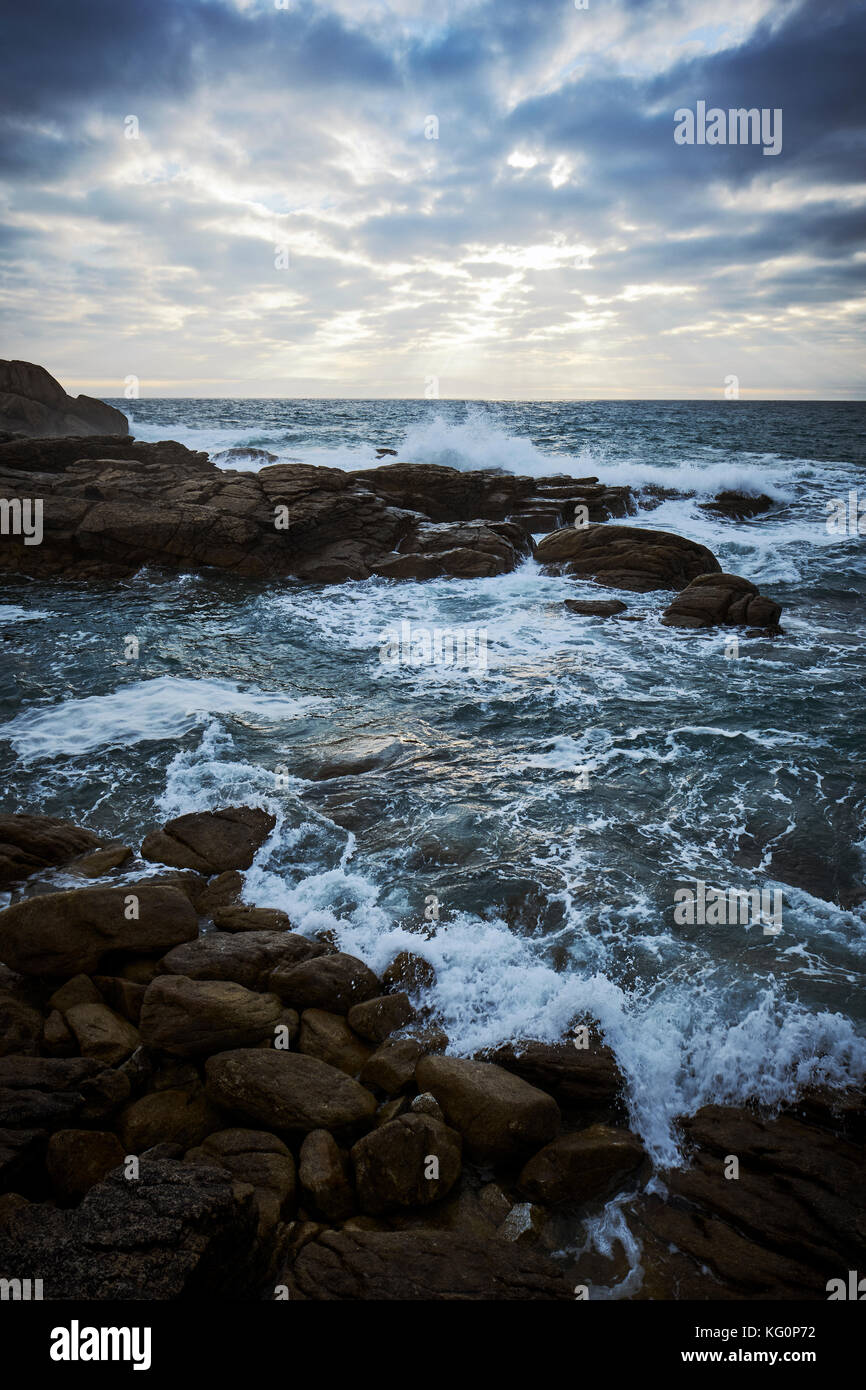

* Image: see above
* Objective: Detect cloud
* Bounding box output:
[0,0,863,396]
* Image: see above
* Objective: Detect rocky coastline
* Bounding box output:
[0,807,861,1301]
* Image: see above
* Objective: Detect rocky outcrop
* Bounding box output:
[141,807,275,874]
[631,1101,866,1300]
[0,360,128,439]
[0,435,633,583]
[282,1226,573,1300]
[661,573,783,629]
[0,813,102,886]
[701,491,775,520]
[0,1160,270,1298]
[537,523,721,591]
[0,882,197,976]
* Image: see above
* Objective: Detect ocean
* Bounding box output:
[1,398,864,1170]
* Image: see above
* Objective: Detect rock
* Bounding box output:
[270,952,381,1015]
[701,491,775,520]
[382,951,436,994]
[91,975,146,1025]
[0,1128,47,1195]
[119,1087,222,1153]
[0,1192,30,1223]
[42,1010,75,1056]
[298,1009,373,1076]
[482,1039,625,1116]
[185,1128,295,1232]
[564,598,628,616]
[64,1002,140,1065]
[141,806,275,874]
[196,871,244,913]
[409,1091,445,1121]
[159,929,324,991]
[0,1160,270,1298]
[415,1057,560,1162]
[205,1049,377,1138]
[0,360,128,437]
[0,882,197,976]
[375,1097,410,1126]
[72,845,133,878]
[351,1114,462,1214]
[48,974,103,1014]
[0,440,631,585]
[661,573,782,630]
[291,734,414,781]
[298,1129,356,1221]
[0,812,101,886]
[631,1102,866,1298]
[537,523,721,592]
[519,1125,645,1205]
[139,976,283,1058]
[360,1039,423,1096]
[211,905,293,933]
[347,992,415,1043]
[283,1226,573,1300]
[45,1129,125,1202]
[0,981,44,1056]
[0,1056,129,1130]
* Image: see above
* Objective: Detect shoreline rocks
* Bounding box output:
[0,360,128,439]
[0,804,856,1302]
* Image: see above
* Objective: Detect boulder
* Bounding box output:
[0,813,102,886]
[141,806,275,874]
[701,491,775,520]
[211,905,293,933]
[45,1128,125,1202]
[64,1002,140,1065]
[0,1128,48,1196]
[119,1087,222,1153]
[537,524,721,592]
[481,1039,625,1115]
[0,1160,269,1298]
[351,1114,462,1214]
[0,360,128,438]
[347,992,415,1043]
[382,951,436,994]
[139,976,283,1058]
[0,882,197,976]
[205,1049,377,1137]
[48,974,103,1013]
[72,845,133,878]
[298,1129,356,1221]
[661,573,783,629]
[298,1009,373,1076]
[518,1124,645,1205]
[0,1056,129,1130]
[284,1227,573,1300]
[158,929,324,991]
[185,1128,295,1232]
[0,980,44,1057]
[270,952,381,1015]
[360,1039,423,1096]
[415,1057,560,1162]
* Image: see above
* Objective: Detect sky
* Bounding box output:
[0,0,864,399]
